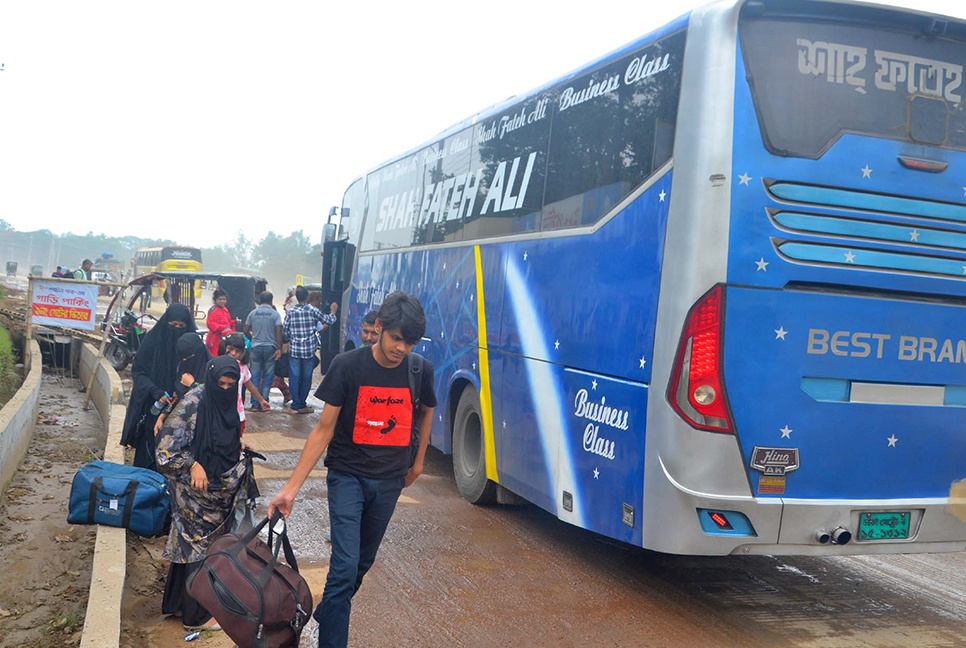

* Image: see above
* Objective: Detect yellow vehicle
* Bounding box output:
[134,246,203,300]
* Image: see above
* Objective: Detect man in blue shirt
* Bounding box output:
[244,291,284,412]
[282,286,337,414]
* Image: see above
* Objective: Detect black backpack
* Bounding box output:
[407,353,424,467]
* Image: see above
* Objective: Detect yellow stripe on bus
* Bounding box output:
[474,245,499,484]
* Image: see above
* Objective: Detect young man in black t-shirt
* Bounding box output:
[269,291,436,648]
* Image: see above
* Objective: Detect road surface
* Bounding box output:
[130,391,966,648]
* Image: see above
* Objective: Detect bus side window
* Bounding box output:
[464,93,551,239]
[542,29,685,231]
[413,129,472,246]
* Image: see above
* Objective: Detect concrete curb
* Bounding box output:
[0,339,42,497]
[76,341,127,648]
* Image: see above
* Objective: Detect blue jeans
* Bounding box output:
[249,345,276,406]
[314,469,404,648]
[288,356,316,410]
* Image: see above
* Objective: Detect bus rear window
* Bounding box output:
[739,2,966,158]
[162,247,201,262]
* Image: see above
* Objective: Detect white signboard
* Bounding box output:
[30,280,98,331]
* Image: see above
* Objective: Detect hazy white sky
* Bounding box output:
[0,0,964,248]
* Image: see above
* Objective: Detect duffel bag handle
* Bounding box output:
[266,510,299,573]
[86,477,140,528]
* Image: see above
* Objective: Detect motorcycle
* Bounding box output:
[104,310,154,372]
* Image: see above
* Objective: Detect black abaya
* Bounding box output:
[120,304,196,470]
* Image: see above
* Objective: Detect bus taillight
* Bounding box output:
[666,285,734,433]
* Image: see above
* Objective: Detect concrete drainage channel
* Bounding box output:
[74,340,128,648]
[0,340,42,498]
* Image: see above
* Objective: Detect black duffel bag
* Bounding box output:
[187,512,313,648]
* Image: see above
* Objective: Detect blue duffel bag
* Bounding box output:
[68,461,170,537]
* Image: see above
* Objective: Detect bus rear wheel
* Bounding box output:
[453,388,496,504]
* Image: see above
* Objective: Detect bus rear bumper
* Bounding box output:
[648,454,966,555]
[751,497,966,556]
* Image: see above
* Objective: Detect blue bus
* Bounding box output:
[326,0,966,555]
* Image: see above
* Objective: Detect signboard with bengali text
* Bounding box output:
[30,280,98,331]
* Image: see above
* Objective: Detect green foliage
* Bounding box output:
[0,323,22,407]
[1,222,323,295]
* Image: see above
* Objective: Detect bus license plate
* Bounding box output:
[857,511,910,541]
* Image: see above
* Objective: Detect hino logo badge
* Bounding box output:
[750,447,800,476]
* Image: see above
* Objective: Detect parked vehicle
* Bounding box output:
[104,310,153,371]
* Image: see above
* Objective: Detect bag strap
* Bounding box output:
[408,353,423,411]
[407,354,424,467]
[121,481,139,528]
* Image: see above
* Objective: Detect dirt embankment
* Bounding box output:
[0,374,107,648]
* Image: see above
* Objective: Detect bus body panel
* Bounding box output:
[711,0,966,553]
[724,287,966,501]
[643,1,748,555]
[347,170,671,545]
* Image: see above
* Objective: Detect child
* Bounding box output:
[219,333,270,435]
[272,341,292,406]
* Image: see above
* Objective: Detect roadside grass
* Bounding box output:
[0,322,22,407]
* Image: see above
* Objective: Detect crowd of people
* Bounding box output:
[119,286,427,648]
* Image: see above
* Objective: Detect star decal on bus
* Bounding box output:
[755,257,769,272]
[887,434,898,447]
[502,420,507,429]
[591,379,598,390]
[845,250,856,263]
[780,425,793,439]
[775,326,787,340]
[909,229,920,242]
[639,354,647,369]
[593,468,600,480]
[861,165,873,178]
[738,172,752,186]
[472,362,476,370]
[554,339,560,350]
[523,251,528,261]
[659,190,666,202]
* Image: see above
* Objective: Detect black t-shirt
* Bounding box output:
[315,346,437,479]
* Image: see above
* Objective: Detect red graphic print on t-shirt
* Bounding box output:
[353,386,412,447]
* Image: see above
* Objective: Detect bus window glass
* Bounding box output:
[414,129,473,244]
[740,3,966,157]
[161,247,201,262]
[466,94,551,239]
[365,152,420,251]
[543,30,685,230]
[341,178,365,246]
[410,141,443,246]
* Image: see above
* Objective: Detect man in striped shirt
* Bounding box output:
[283,286,337,414]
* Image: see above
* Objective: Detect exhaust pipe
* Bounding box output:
[831,527,852,545]
[814,530,831,545]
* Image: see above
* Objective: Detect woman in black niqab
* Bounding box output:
[174,332,211,398]
[156,356,248,628]
[121,303,196,470]
[190,356,242,481]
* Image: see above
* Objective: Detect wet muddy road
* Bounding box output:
[136,395,966,648]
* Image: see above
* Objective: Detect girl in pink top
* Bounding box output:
[219,333,270,434]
